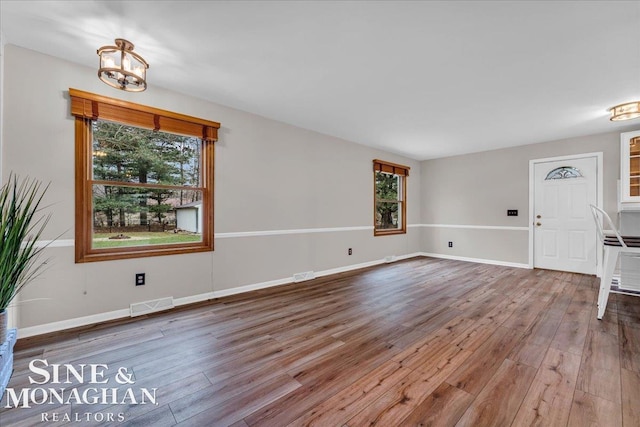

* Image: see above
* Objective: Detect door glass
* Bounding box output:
[545,166,583,180]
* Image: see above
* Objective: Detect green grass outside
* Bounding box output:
[92,232,202,248]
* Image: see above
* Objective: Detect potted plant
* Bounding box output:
[0,175,52,344]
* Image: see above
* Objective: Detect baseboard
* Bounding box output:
[178,254,424,302]
[419,252,530,269]
[315,253,422,278]
[210,276,294,299]
[18,252,526,338]
[18,308,131,339]
[172,292,216,306]
[17,253,423,338]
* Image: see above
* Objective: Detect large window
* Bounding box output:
[373,159,409,236]
[70,89,219,262]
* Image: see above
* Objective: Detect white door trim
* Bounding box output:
[528,152,604,275]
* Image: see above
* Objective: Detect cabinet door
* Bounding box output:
[621,130,640,202]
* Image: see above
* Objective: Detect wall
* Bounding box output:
[5,43,635,335]
[1,45,421,333]
[0,31,17,330]
[420,132,623,265]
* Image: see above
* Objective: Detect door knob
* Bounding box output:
[536,215,541,219]
[536,222,542,226]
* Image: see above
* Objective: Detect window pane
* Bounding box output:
[92,185,203,249]
[375,171,399,201]
[376,202,400,230]
[92,120,201,187]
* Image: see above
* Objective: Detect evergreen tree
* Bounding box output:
[375,172,400,229]
[91,121,200,229]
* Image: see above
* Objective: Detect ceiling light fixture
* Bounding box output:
[609,101,640,121]
[97,38,149,92]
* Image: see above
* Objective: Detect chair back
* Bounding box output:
[589,204,625,247]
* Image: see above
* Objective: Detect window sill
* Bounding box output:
[76,243,213,263]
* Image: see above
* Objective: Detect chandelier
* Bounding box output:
[97,39,149,92]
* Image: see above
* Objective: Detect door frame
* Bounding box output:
[528,152,604,275]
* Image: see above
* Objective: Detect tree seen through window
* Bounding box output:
[373,159,408,236]
[375,172,400,229]
[71,88,218,263]
[91,120,202,249]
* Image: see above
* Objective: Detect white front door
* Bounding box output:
[533,156,598,274]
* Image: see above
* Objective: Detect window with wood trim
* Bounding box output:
[70,88,219,263]
[373,159,409,236]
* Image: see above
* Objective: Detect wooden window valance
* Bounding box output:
[373,159,410,176]
[69,88,220,142]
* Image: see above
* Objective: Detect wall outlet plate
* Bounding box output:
[507,209,518,216]
[135,273,145,286]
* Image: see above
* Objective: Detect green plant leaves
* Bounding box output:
[0,174,52,310]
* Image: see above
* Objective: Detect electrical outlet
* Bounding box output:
[348,248,352,255]
[507,209,518,216]
[135,273,145,286]
[448,241,453,248]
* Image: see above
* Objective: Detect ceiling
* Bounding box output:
[2,1,640,160]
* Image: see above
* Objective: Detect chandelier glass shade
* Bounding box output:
[609,101,640,121]
[97,39,148,92]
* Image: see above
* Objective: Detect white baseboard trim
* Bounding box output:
[315,253,422,278]
[18,308,131,339]
[210,276,294,299]
[172,292,216,306]
[419,252,531,269]
[17,253,423,339]
[178,253,424,302]
[19,253,528,338]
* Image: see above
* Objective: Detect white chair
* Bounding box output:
[590,205,640,319]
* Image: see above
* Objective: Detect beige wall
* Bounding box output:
[420,132,624,264]
[4,43,637,332]
[2,45,421,329]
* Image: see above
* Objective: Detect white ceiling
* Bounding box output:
[2,1,640,160]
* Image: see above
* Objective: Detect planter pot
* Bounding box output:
[0,324,17,400]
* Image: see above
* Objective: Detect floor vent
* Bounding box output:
[293,271,316,283]
[385,255,397,263]
[130,297,174,317]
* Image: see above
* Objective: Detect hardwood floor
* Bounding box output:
[1,257,639,426]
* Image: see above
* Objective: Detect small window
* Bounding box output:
[545,166,583,180]
[373,159,409,236]
[70,89,219,263]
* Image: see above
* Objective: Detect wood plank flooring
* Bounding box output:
[1,257,640,426]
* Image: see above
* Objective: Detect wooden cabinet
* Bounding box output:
[620,130,640,209]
